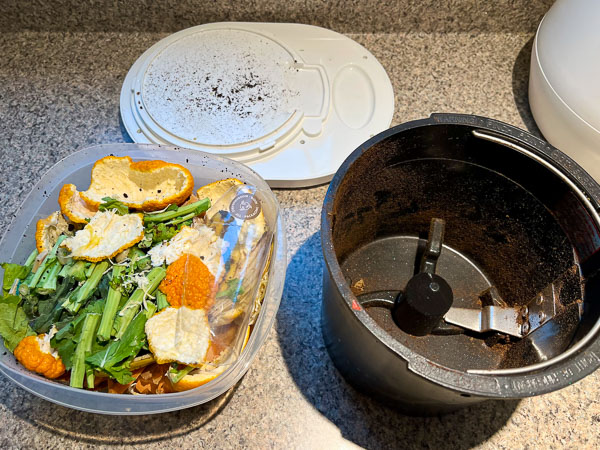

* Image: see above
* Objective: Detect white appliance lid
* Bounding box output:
[121,23,395,187]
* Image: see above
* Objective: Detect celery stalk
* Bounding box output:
[24,248,39,272]
[37,260,57,286]
[114,267,166,338]
[58,263,71,278]
[86,367,95,389]
[97,265,124,341]
[27,235,66,289]
[64,261,110,313]
[166,212,196,226]
[68,260,88,282]
[70,313,101,388]
[85,262,96,278]
[37,260,63,294]
[143,199,209,223]
[156,290,169,311]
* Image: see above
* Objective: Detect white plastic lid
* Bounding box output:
[121,23,394,187]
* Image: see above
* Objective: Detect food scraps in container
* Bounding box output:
[0,156,272,393]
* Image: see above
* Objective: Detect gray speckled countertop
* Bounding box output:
[1,29,599,449]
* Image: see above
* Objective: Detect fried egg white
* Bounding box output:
[61,210,144,261]
[147,225,225,277]
[145,307,211,365]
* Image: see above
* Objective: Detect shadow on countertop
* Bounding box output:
[511,35,542,138]
[0,377,240,445]
[119,115,135,143]
[277,232,519,450]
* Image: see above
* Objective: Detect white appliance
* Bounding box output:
[529,0,600,182]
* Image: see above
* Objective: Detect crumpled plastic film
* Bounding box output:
[173,183,274,371]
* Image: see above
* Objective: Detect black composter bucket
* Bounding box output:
[321,114,600,415]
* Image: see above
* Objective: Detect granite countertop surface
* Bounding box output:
[0,28,599,449]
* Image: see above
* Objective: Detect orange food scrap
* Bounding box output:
[169,365,225,392]
[205,325,238,362]
[159,254,215,310]
[58,183,97,224]
[35,211,68,253]
[134,363,173,394]
[14,335,65,379]
[80,156,194,211]
[107,368,144,394]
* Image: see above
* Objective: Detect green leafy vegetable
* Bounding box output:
[127,247,146,262]
[134,257,151,272]
[1,263,29,296]
[143,198,209,224]
[70,313,101,388]
[97,265,124,342]
[31,276,76,334]
[20,293,39,318]
[167,364,194,384]
[0,295,36,351]
[97,273,111,300]
[217,278,245,301]
[137,233,154,249]
[98,197,129,215]
[140,217,194,250]
[151,222,181,243]
[156,290,169,311]
[87,309,151,383]
[124,247,151,272]
[52,299,106,369]
[113,267,165,338]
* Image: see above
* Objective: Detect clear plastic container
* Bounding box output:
[0,143,287,414]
